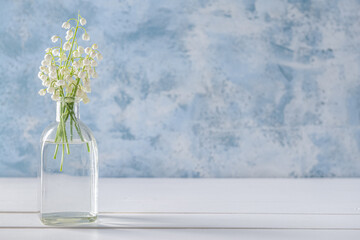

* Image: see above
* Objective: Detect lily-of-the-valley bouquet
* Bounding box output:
[38,13,102,171]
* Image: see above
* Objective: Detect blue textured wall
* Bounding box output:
[1,0,360,177]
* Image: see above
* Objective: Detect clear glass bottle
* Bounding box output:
[40,97,98,225]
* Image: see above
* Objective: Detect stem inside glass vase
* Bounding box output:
[53,97,89,171]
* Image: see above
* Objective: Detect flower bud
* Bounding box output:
[40,66,46,71]
[92,44,98,50]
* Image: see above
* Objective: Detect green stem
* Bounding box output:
[60,144,65,172]
[53,144,59,159]
[65,18,79,67]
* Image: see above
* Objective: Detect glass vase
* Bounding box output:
[40,97,98,225]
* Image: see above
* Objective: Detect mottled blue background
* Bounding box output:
[1,0,360,177]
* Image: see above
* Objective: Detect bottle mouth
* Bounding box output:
[57,97,81,103]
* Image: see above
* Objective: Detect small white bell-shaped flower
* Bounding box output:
[80,18,87,26]
[51,35,59,43]
[63,42,71,51]
[96,53,103,61]
[90,60,98,67]
[38,89,46,96]
[78,46,84,54]
[82,33,90,41]
[52,49,60,56]
[44,54,52,61]
[85,47,91,54]
[90,51,96,58]
[73,50,80,58]
[62,22,70,29]
[47,87,55,94]
[83,58,90,66]
[92,44,98,50]
[56,80,65,86]
[49,71,57,79]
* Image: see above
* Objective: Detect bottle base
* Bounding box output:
[40,212,97,225]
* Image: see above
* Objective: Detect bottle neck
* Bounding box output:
[56,101,80,122]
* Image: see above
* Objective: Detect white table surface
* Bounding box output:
[0,178,360,239]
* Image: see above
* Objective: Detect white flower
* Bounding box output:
[80,18,86,26]
[43,79,51,87]
[43,68,49,74]
[51,93,60,101]
[78,46,84,54]
[92,43,98,50]
[60,53,67,61]
[65,30,73,40]
[51,35,59,43]
[85,47,91,54]
[65,75,73,82]
[39,66,46,71]
[52,49,60,56]
[82,94,90,104]
[92,71,98,78]
[90,51,96,58]
[56,80,65,86]
[38,89,46,96]
[82,32,90,41]
[66,30,73,38]
[88,68,94,74]
[49,65,56,73]
[72,61,79,68]
[49,71,57,79]
[83,58,90,66]
[79,71,87,79]
[40,75,47,81]
[76,88,84,98]
[38,72,43,80]
[44,54,52,61]
[73,50,80,58]
[90,60,98,67]
[47,87,55,94]
[63,42,71,51]
[41,60,48,66]
[96,53,103,61]
[62,22,70,29]
[84,85,91,93]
